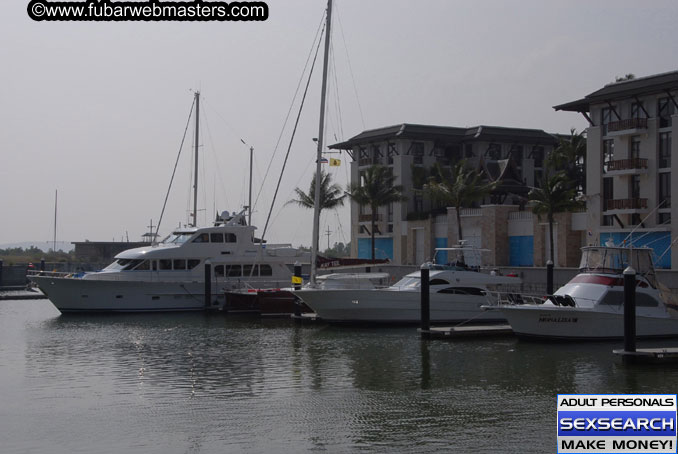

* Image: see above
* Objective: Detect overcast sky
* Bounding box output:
[2,0,676,250]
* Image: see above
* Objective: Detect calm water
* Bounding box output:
[2,300,678,453]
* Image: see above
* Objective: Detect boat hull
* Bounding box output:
[500,305,678,340]
[293,288,504,324]
[30,276,222,312]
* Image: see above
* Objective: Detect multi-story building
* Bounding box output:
[330,124,570,266]
[555,70,678,269]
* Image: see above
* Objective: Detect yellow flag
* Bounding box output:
[329,158,341,166]
[292,276,303,285]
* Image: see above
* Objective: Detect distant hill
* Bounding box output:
[0,241,74,252]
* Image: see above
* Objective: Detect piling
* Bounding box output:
[420,264,430,336]
[293,262,302,317]
[0,259,3,287]
[40,258,45,272]
[623,266,636,353]
[546,260,554,295]
[204,261,212,309]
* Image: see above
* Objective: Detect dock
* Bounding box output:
[420,324,514,339]
[613,348,678,364]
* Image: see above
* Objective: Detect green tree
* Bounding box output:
[529,172,583,265]
[347,165,406,260]
[547,128,586,195]
[287,170,347,215]
[424,160,495,262]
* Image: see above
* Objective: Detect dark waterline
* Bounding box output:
[1,300,677,453]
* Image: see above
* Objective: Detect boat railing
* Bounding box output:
[27,270,78,279]
[486,291,545,307]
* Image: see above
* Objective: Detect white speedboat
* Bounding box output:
[292,254,521,324]
[495,246,678,340]
[30,210,309,312]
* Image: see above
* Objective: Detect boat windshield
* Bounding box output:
[579,247,657,286]
[162,232,194,244]
[392,276,421,288]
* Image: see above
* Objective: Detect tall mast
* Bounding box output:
[53,189,57,251]
[192,91,200,227]
[248,146,253,226]
[310,0,332,286]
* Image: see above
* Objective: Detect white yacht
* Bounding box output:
[292,249,521,324]
[30,210,309,312]
[494,246,678,340]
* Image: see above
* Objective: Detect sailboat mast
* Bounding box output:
[53,189,57,251]
[310,0,332,286]
[192,91,200,227]
[248,146,253,226]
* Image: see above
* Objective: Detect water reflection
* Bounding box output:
[4,301,678,453]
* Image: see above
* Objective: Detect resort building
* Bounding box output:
[554,70,678,270]
[330,124,586,267]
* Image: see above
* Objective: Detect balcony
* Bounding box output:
[605,158,648,175]
[603,198,648,214]
[359,213,382,222]
[605,118,648,136]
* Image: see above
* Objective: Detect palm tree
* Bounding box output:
[424,160,495,262]
[547,128,586,195]
[529,172,583,265]
[347,165,406,260]
[287,170,346,215]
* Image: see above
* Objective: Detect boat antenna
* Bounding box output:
[310,0,332,287]
[53,189,57,251]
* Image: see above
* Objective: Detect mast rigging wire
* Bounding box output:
[261,24,326,242]
[155,96,196,241]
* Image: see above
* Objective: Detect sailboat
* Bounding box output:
[29,92,310,313]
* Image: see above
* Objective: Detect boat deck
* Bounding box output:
[420,324,514,339]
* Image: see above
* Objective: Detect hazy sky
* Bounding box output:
[2,0,677,249]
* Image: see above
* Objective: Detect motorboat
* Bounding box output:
[493,246,678,340]
[29,210,310,312]
[292,248,522,324]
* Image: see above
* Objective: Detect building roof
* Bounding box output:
[553,70,678,113]
[330,123,557,149]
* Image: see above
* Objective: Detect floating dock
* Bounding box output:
[613,348,678,364]
[420,324,514,339]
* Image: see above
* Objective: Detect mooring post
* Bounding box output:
[420,264,430,336]
[293,262,302,317]
[546,260,554,295]
[0,259,3,287]
[204,260,212,309]
[623,266,637,353]
[40,258,45,272]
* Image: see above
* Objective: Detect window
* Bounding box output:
[134,260,150,271]
[603,177,614,210]
[659,132,671,168]
[259,264,273,276]
[630,136,641,160]
[630,175,640,199]
[225,233,237,243]
[387,142,397,164]
[173,259,186,270]
[659,172,671,209]
[410,142,424,165]
[243,264,258,277]
[510,145,523,164]
[429,278,450,286]
[210,233,224,243]
[631,102,646,119]
[159,259,172,270]
[486,143,501,160]
[152,261,158,271]
[193,233,209,243]
[187,259,201,269]
[465,144,474,159]
[658,212,671,225]
[603,140,614,172]
[530,146,544,168]
[658,98,674,128]
[226,265,241,277]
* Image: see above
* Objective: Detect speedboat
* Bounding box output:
[29,210,309,312]
[494,246,678,340]
[292,249,521,324]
